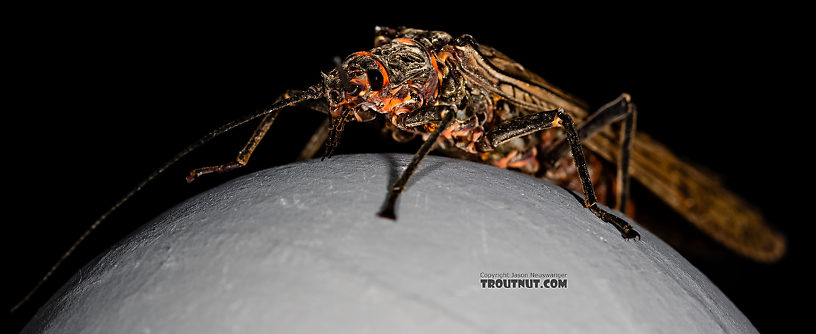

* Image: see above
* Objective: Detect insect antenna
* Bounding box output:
[10,86,323,313]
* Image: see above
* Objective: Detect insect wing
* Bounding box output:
[475,40,786,262]
[584,130,786,262]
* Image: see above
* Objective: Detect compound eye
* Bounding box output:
[366,69,384,91]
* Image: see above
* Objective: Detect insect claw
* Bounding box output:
[623,228,641,241]
[590,204,640,241]
[377,208,397,220]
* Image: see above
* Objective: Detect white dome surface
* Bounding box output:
[24,154,756,333]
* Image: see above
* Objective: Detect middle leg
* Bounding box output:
[378,108,455,220]
[477,108,640,240]
[540,94,637,212]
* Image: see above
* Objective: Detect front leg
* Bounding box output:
[378,107,455,220]
[477,108,639,240]
[186,90,329,182]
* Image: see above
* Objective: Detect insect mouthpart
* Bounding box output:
[322,63,373,160]
[322,106,351,160]
[354,102,379,122]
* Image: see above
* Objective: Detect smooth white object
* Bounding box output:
[24,154,757,333]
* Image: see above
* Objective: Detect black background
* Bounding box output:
[3,5,809,333]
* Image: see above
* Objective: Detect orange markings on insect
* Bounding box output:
[350,78,365,84]
[351,51,390,88]
[378,67,390,88]
[440,125,455,141]
[382,94,414,114]
[352,51,374,57]
[393,38,417,45]
[507,148,538,170]
[437,50,451,63]
[491,150,518,169]
[430,54,443,87]
[551,117,563,128]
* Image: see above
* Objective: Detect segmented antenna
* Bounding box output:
[10,86,322,313]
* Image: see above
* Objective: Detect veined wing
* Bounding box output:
[475,41,786,262]
[584,130,786,262]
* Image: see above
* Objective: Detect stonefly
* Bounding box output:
[12,26,785,313]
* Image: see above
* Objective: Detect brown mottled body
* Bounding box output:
[354,27,783,262]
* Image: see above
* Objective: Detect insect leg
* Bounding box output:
[554,109,639,239]
[10,86,323,313]
[296,116,330,161]
[541,94,637,212]
[477,108,639,240]
[293,97,331,161]
[616,102,636,213]
[185,113,277,182]
[378,108,455,220]
[186,91,329,182]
